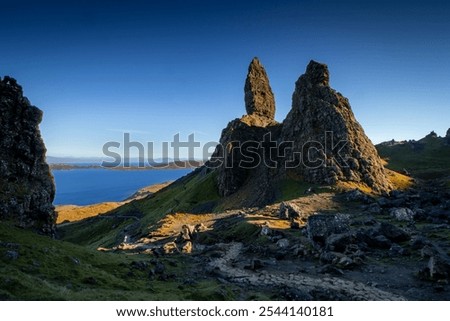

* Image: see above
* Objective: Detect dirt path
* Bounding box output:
[209,242,405,301]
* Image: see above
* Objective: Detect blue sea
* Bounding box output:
[52,168,192,205]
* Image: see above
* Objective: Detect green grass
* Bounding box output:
[275,177,330,202]
[376,136,450,179]
[59,170,220,248]
[0,221,238,300]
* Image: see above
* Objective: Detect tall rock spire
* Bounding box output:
[282,60,392,193]
[244,57,276,119]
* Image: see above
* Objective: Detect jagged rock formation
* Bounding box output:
[244,57,276,119]
[210,59,392,204]
[210,59,280,198]
[446,128,450,144]
[0,76,56,235]
[281,60,392,192]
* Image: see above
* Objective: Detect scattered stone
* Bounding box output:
[337,256,354,269]
[390,207,415,221]
[317,264,345,275]
[307,213,350,244]
[290,221,301,229]
[0,242,20,249]
[369,235,392,249]
[244,259,263,271]
[181,241,193,254]
[420,245,435,258]
[260,223,272,236]
[377,197,391,208]
[379,222,410,242]
[344,189,371,203]
[5,250,19,260]
[163,242,178,254]
[367,203,382,214]
[410,236,429,250]
[320,251,344,264]
[326,232,357,252]
[130,261,148,271]
[279,202,303,220]
[175,225,195,253]
[276,238,290,249]
[195,223,207,232]
[154,262,165,275]
[389,244,408,257]
[71,257,80,265]
[419,255,450,281]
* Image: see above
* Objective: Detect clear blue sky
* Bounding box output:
[1,0,449,158]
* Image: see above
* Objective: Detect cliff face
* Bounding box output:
[210,59,392,205]
[0,76,56,235]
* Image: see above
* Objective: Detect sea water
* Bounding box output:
[52,168,192,205]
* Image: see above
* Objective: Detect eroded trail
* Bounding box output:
[209,242,405,301]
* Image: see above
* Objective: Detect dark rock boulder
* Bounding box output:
[306,213,350,245]
[0,76,56,235]
[325,231,357,252]
[389,207,414,222]
[279,201,303,220]
[378,222,410,243]
[418,244,450,281]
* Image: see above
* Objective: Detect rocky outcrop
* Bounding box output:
[210,59,280,198]
[209,58,392,206]
[0,76,56,235]
[244,57,275,120]
[281,60,392,192]
[446,128,450,144]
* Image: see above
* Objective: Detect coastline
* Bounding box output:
[55,181,173,224]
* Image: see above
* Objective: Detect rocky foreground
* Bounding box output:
[105,180,450,300]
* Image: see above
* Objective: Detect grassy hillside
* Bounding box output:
[59,169,220,248]
[0,222,239,300]
[376,135,450,179]
[59,161,413,249]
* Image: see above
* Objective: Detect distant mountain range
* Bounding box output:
[46,156,203,169]
[47,156,203,170]
[46,156,104,164]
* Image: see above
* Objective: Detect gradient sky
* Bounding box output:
[1,0,449,158]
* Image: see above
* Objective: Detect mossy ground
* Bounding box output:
[0,222,245,300]
[376,136,450,180]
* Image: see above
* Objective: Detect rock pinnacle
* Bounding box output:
[244,57,275,119]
